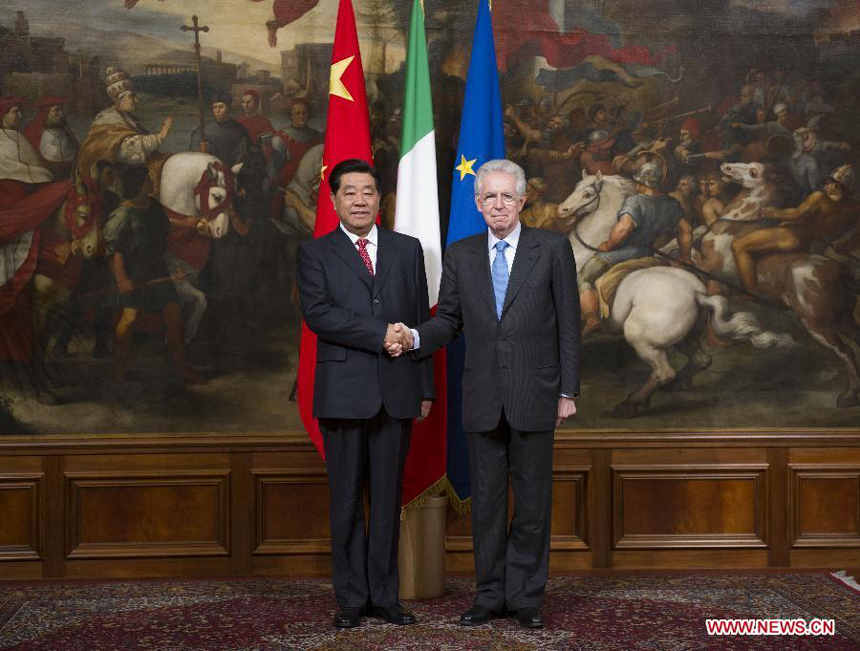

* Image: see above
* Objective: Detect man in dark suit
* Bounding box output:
[296,158,434,629]
[390,158,580,629]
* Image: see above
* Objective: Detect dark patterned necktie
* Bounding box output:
[357,238,374,276]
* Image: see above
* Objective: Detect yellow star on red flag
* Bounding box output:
[329,55,355,102]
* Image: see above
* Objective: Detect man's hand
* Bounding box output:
[384,323,413,357]
[556,396,577,428]
[597,240,612,252]
[117,278,133,295]
[159,116,174,140]
[417,400,432,422]
[198,140,209,154]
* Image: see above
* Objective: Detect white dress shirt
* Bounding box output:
[339,223,378,270]
[487,220,521,272]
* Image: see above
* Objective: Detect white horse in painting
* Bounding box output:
[557,171,796,417]
[160,152,242,343]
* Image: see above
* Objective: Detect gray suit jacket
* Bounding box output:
[416,224,580,432]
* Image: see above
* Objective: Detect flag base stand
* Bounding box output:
[398,495,448,599]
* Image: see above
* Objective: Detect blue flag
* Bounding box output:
[445,0,505,508]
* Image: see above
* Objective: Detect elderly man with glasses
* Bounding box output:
[388,159,581,629]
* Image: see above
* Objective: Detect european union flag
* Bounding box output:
[445,0,505,508]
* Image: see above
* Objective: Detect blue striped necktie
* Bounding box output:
[491,240,509,320]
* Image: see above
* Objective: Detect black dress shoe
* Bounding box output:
[370,603,416,626]
[459,605,501,626]
[333,607,362,628]
[515,607,545,629]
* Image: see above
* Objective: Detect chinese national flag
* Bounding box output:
[297,0,372,458]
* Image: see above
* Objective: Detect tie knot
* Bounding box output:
[495,240,509,253]
[357,238,369,250]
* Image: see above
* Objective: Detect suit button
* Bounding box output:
[373,299,380,304]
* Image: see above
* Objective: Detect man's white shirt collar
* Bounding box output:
[340,223,378,247]
[487,220,522,254]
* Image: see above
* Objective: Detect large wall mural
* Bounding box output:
[0,0,857,434]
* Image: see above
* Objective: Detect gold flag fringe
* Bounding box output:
[398,476,472,520]
[399,475,448,520]
[443,476,471,517]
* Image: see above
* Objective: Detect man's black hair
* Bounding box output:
[121,166,150,199]
[329,159,380,194]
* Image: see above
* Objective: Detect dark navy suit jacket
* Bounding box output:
[297,225,434,420]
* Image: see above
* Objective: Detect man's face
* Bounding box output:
[707,178,725,197]
[547,115,565,132]
[241,94,257,115]
[740,88,753,104]
[676,178,694,197]
[291,103,308,128]
[331,172,379,237]
[776,110,788,126]
[595,108,610,125]
[755,107,766,123]
[475,171,525,239]
[97,165,116,192]
[698,177,708,195]
[212,102,230,122]
[2,106,22,130]
[679,129,693,146]
[824,179,841,199]
[117,92,138,113]
[45,105,65,127]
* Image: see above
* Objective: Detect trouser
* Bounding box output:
[320,407,412,610]
[468,411,554,611]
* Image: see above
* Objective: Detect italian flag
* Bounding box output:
[395,0,447,509]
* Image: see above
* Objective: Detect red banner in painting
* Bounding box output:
[492,0,654,72]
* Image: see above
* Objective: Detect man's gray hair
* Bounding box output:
[474,159,527,197]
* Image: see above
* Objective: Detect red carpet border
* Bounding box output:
[0,573,857,650]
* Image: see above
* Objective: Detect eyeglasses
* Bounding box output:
[479,192,519,206]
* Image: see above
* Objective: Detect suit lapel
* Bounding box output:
[372,227,398,297]
[329,226,372,291]
[501,225,541,318]
[467,235,496,315]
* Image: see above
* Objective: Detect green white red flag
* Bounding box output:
[395,0,447,509]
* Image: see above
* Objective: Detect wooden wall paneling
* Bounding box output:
[0,476,42,560]
[612,463,768,549]
[66,470,231,559]
[252,468,331,555]
[789,465,860,548]
[589,449,612,568]
[230,452,252,575]
[613,549,770,569]
[43,455,64,578]
[550,467,589,544]
[767,448,789,567]
[1,435,859,579]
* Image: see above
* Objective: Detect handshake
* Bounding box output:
[384,323,413,358]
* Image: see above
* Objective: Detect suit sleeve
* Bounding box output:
[296,241,388,353]
[553,237,581,396]
[413,239,435,400]
[413,244,464,359]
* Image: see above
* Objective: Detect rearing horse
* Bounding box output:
[557,172,796,417]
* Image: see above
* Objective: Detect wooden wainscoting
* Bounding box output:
[0,430,858,579]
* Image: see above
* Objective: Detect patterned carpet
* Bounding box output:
[0,573,858,650]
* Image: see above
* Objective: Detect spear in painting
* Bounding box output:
[181,15,209,151]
